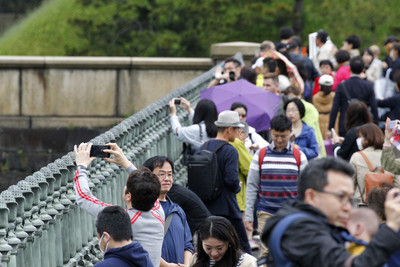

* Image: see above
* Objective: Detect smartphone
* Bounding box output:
[388,120,398,130]
[90,145,111,158]
[331,128,337,136]
[174,98,181,105]
[358,203,368,207]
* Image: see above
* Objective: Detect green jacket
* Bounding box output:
[381,148,400,175]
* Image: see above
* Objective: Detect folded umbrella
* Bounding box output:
[200,79,280,132]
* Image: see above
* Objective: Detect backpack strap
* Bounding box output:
[358,151,374,172]
[198,124,203,143]
[269,213,313,267]
[341,81,352,104]
[204,140,228,153]
[258,147,267,171]
[164,212,176,237]
[292,146,301,169]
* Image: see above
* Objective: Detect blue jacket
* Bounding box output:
[295,122,319,160]
[94,242,153,267]
[161,197,194,264]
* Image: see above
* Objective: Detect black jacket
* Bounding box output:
[262,200,400,267]
[332,127,360,161]
[377,92,400,121]
[328,76,378,136]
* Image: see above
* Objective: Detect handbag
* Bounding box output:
[359,151,394,202]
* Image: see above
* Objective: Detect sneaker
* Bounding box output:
[249,240,259,251]
[253,229,260,240]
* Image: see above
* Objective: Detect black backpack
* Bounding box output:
[187,141,227,201]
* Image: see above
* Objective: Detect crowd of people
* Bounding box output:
[73,27,400,266]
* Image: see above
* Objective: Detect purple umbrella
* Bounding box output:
[200,79,280,132]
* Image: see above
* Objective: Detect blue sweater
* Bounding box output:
[160,197,194,264]
[94,242,153,267]
[295,122,319,160]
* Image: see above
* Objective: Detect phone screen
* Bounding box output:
[90,145,111,158]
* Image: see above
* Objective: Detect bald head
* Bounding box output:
[347,208,379,242]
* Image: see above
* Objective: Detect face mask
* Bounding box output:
[99,233,109,253]
[356,137,363,151]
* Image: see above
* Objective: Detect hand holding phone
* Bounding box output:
[388,120,398,130]
[90,145,111,158]
[174,98,181,105]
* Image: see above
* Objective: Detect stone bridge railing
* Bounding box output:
[0,53,242,267]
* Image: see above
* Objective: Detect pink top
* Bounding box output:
[332,65,350,91]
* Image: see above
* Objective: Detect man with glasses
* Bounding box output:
[261,157,400,266]
[245,114,307,259]
[208,57,242,88]
[142,156,193,267]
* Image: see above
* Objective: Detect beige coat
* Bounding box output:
[312,91,339,139]
[350,146,399,203]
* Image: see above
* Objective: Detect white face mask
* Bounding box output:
[356,137,363,151]
[99,233,109,253]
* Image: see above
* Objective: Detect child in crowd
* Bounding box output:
[312,60,334,96]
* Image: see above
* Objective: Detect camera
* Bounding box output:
[174,98,181,105]
[229,71,235,81]
[90,145,111,158]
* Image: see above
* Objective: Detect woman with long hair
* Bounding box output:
[169,98,218,149]
[332,101,372,161]
[190,216,257,267]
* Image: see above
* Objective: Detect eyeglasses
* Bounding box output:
[157,172,173,179]
[286,108,299,114]
[238,113,247,118]
[316,190,356,205]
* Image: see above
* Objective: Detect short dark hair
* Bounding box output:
[319,60,333,70]
[280,26,295,40]
[230,102,247,113]
[368,183,394,221]
[282,85,301,97]
[357,123,384,150]
[224,57,241,68]
[263,73,279,84]
[270,114,292,132]
[335,50,350,64]
[350,56,364,74]
[298,157,354,201]
[345,101,372,130]
[317,30,328,43]
[96,206,133,241]
[393,44,400,54]
[142,156,175,173]
[126,167,160,211]
[240,66,257,84]
[284,98,305,119]
[345,35,361,49]
[263,57,277,73]
[193,216,240,267]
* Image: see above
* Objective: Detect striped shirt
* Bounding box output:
[244,142,307,221]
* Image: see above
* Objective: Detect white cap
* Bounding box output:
[319,74,334,86]
[251,57,264,69]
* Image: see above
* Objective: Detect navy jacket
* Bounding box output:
[295,122,319,160]
[377,92,400,121]
[94,242,153,267]
[328,76,378,136]
[202,140,242,219]
[161,197,194,264]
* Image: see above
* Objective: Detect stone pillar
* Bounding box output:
[210,41,260,66]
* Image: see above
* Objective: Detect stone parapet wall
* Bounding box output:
[0,56,213,128]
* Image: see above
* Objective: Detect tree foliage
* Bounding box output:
[0,0,399,57]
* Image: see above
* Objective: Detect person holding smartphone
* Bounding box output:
[169,97,218,150]
[207,58,242,88]
[381,118,400,175]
